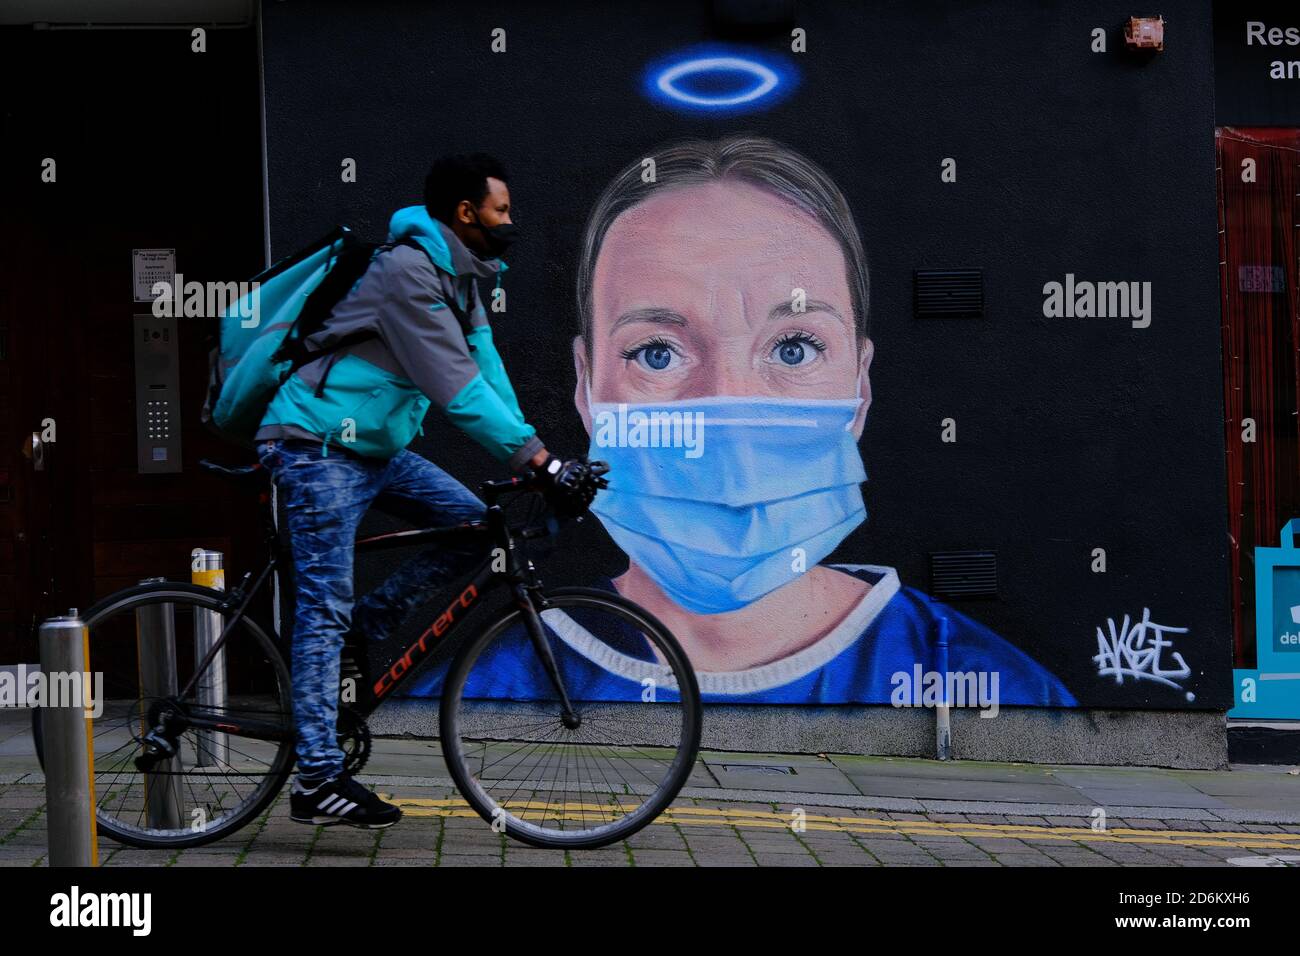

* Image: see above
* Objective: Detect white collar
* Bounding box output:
[539,565,900,695]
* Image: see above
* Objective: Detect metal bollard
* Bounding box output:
[39,611,98,867]
[191,550,228,767]
[136,578,183,829]
[935,615,952,761]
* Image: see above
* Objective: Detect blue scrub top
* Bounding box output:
[402,566,1076,706]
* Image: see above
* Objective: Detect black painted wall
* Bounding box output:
[262,0,1228,708]
[1214,1,1300,125]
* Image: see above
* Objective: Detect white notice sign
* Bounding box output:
[132,248,175,303]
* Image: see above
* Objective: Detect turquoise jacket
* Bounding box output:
[256,206,543,469]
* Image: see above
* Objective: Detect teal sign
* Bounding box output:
[1230,519,1300,718]
[1271,566,1300,655]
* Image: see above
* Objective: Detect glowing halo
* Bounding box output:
[656,55,779,108]
[642,46,797,114]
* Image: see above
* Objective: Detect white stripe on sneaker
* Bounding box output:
[336,801,357,815]
[319,795,343,812]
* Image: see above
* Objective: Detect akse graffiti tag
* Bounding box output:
[1092,608,1192,691]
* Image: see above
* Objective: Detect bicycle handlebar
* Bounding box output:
[480,475,528,502]
[355,461,607,553]
[479,459,609,505]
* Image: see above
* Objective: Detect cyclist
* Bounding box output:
[254,153,594,829]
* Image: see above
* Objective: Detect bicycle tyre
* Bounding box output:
[31,582,296,849]
[439,587,702,850]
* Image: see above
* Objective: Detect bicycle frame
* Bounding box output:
[171,476,578,746]
[357,496,576,720]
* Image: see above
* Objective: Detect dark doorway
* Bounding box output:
[0,25,267,661]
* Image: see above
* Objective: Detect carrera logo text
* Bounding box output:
[374,584,478,698]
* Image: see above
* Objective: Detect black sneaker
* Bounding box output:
[289,773,402,828]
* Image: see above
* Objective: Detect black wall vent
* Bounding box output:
[929,550,998,599]
[913,269,984,318]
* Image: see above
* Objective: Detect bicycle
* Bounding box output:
[31,458,702,851]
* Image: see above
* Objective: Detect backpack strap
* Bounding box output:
[304,330,381,397]
[277,235,479,398]
[271,231,378,368]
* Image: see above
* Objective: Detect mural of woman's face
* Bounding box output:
[574,180,872,433]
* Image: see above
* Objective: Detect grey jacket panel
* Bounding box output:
[285,243,483,402]
[255,231,504,447]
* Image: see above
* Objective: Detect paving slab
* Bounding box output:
[705,761,860,795]
[1059,786,1233,810]
[5,711,1300,866]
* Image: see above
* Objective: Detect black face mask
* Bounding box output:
[470,211,518,258]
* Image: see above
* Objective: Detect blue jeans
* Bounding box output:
[256,439,486,781]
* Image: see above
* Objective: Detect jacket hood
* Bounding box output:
[387,205,507,279]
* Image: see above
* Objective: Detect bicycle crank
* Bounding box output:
[337,705,372,775]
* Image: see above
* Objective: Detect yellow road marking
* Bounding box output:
[381,794,1300,851]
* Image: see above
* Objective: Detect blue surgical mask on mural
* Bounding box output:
[583,382,868,614]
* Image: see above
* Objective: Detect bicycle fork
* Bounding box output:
[515,584,581,730]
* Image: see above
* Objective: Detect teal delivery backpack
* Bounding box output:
[202,227,398,446]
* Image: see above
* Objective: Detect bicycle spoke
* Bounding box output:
[44,587,295,847]
[444,592,699,847]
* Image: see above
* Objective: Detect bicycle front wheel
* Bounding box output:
[440,587,702,850]
[32,583,295,849]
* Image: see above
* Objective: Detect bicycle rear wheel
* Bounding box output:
[32,582,295,849]
[439,587,702,850]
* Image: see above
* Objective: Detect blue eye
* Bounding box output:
[643,345,673,370]
[621,337,681,372]
[777,341,805,365]
[770,332,825,367]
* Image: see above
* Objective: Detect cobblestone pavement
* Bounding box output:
[5,708,1298,867]
[3,778,1300,867]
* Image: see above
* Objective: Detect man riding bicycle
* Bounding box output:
[255,153,594,829]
